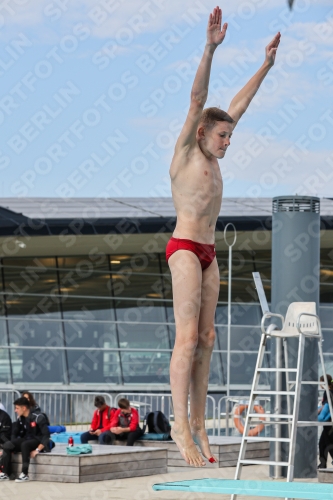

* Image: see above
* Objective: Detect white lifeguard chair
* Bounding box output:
[232,273,333,499]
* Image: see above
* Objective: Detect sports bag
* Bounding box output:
[142,411,171,435]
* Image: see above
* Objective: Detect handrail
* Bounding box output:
[261,312,284,334]
[297,312,321,337]
[1,315,266,329]
[0,290,265,303]
[0,346,266,354]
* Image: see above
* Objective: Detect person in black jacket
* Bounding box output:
[0,397,52,482]
[0,409,12,448]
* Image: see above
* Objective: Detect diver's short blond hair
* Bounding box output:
[199,107,235,129]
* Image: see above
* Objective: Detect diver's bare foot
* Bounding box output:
[191,426,218,463]
[171,424,206,467]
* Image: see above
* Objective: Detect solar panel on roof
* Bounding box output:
[0,197,332,220]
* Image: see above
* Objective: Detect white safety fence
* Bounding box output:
[0,390,21,420]
[3,390,271,438]
[2,389,218,433]
[1,390,271,437]
[2,390,325,438]
[0,390,113,431]
[115,392,217,435]
[34,391,114,430]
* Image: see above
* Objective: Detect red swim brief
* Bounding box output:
[166,237,216,271]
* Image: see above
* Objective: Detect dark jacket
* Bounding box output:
[0,409,12,445]
[12,412,51,451]
[322,389,333,406]
[29,404,50,425]
[29,404,41,414]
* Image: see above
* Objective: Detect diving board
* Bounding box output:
[153,479,333,499]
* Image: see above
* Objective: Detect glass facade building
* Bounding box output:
[1,248,332,390]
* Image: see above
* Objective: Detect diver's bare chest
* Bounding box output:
[171,152,222,196]
[190,163,222,193]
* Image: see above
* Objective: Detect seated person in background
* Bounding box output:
[318,374,333,414]
[10,392,50,439]
[0,397,52,482]
[0,408,12,449]
[318,374,333,469]
[107,398,143,446]
[21,391,50,425]
[22,392,41,415]
[80,395,115,445]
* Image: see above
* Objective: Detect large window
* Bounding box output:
[0,248,332,388]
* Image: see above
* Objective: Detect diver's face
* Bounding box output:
[198,121,233,159]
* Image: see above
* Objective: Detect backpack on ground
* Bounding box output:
[142,411,171,435]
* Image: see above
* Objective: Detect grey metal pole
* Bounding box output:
[224,223,237,399]
[274,336,283,479]
[270,196,320,479]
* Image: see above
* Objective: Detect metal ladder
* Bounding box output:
[232,279,333,499]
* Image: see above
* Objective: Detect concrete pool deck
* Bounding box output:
[1,463,318,500]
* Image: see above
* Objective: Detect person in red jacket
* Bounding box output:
[107,398,143,446]
[80,396,115,445]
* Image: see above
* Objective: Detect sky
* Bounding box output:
[0,0,332,200]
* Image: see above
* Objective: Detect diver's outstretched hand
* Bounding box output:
[207,6,228,47]
[265,32,281,66]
